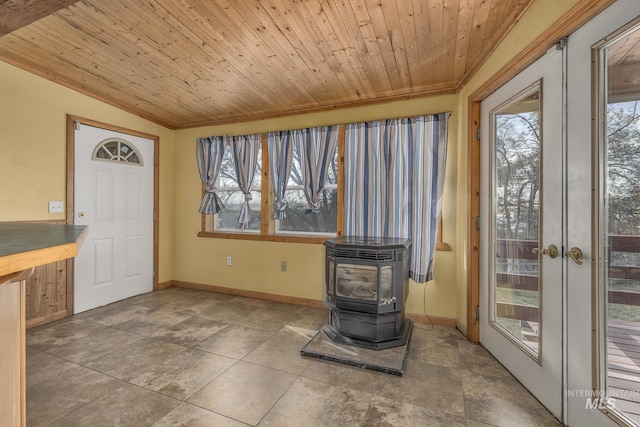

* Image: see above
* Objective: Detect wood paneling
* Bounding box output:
[24,260,68,328]
[3,221,74,328]
[0,0,534,128]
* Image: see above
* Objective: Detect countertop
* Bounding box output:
[0,222,87,279]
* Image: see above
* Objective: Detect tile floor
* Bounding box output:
[26,287,561,426]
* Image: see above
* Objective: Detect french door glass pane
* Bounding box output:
[602,25,640,422]
[491,85,541,358]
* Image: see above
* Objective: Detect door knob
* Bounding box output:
[78,212,86,218]
[566,247,584,265]
[532,244,558,258]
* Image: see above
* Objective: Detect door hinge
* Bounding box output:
[74,121,81,131]
[152,268,155,277]
[475,305,480,321]
[153,211,157,221]
[476,126,481,141]
[476,216,480,230]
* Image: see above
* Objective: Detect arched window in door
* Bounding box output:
[92,138,144,166]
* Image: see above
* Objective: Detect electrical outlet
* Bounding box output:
[226,256,232,266]
[48,201,64,213]
[281,261,287,272]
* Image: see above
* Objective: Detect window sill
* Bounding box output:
[199,231,451,250]
[197,231,333,244]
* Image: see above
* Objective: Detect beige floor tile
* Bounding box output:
[407,324,461,368]
[25,287,559,427]
[301,357,466,417]
[153,403,250,427]
[115,306,193,336]
[188,361,297,426]
[192,300,261,324]
[363,395,468,427]
[457,339,514,379]
[130,348,236,400]
[461,368,561,426]
[26,347,79,388]
[258,377,372,426]
[235,307,301,332]
[85,337,187,380]
[40,326,143,365]
[229,295,271,307]
[48,383,180,427]
[148,315,229,346]
[27,319,109,350]
[195,324,271,359]
[272,304,328,331]
[26,364,122,427]
[74,302,151,327]
[243,325,316,374]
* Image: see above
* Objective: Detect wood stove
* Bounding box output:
[323,237,413,350]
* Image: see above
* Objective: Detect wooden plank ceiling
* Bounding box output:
[0,0,534,129]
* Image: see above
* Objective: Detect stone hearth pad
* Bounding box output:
[300,325,413,376]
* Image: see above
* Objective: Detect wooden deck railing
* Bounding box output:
[495,236,640,322]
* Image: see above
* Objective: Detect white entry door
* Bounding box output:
[480,48,564,418]
[74,123,154,313]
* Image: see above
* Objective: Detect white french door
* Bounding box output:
[73,123,154,313]
[480,1,640,426]
[480,47,564,419]
[567,0,640,426]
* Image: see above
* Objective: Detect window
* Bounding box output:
[92,138,143,165]
[198,121,450,251]
[199,130,341,242]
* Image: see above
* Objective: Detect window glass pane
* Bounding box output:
[215,142,262,232]
[601,25,640,418]
[218,146,262,189]
[216,190,261,232]
[277,187,337,233]
[491,86,541,357]
[92,138,143,165]
[278,140,337,234]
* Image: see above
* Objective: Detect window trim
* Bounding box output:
[198,125,450,250]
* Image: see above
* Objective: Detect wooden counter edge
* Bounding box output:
[0,227,87,278]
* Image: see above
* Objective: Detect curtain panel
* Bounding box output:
[195,136,226,214]
[230,134,261,229]
[344,114,449,282]
[293,126,338,214]
[267,130,295,219]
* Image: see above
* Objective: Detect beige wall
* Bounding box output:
[173,96,460,320]
[0,0,582,326]
[0,61,175,283]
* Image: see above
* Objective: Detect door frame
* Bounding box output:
[465,0,616,343]
[65,114,160,315]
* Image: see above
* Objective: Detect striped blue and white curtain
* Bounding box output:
[195,135,226,214]
[294,126,338,214]
[230,134,261,229]
[267,130,295,219]
[344,114,449,282]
